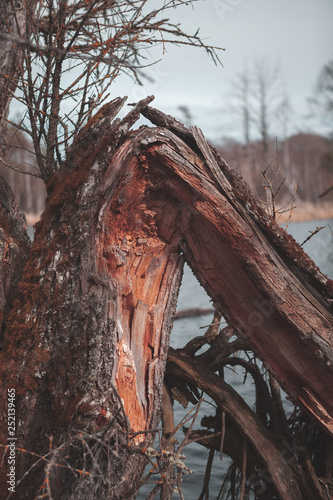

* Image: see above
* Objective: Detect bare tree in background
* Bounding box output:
[0,0,221,185]
[309,55,333,137]
[229,64,252,146]
[253,61,284,157]
[309,56,333,199]
[226,61,285,151]
[279,91,292,167]
[224,61,295,212]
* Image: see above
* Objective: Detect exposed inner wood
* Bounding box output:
[97,123,333,438]
[96,152,184,441]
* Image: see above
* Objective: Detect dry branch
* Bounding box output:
[167,348,303,500]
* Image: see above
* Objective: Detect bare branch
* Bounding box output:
[0,154,42,178]
[1,0,223,183]
[301,225,326,247]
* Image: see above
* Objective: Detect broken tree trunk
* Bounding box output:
[0,98,332,499]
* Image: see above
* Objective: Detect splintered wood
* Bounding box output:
[97,152,183,442]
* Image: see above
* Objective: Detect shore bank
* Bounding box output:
[25,201,333,227]
[275,201,333,223]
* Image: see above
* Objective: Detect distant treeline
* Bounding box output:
[1,127,332,217]
[1,126,46,215]
[217,132,333,207]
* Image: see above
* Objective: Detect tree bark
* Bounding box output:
[0,0,32,339]
[0,100,332,498]
[139,109,333,435]
[0,175,30,341]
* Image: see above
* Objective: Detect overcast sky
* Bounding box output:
[111,0,333,142]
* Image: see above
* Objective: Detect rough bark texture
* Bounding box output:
[0,98,184,499]
[0,175,30,341]
[0,100,332,498]
[137,111,333,436]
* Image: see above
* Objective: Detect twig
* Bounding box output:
[318,185,333,198]
[239,440,247,500]
[301,226,325,247]
[220,411,225,460]
[199,320,226,329]
[0,155,42,178]
[198,448,214,500]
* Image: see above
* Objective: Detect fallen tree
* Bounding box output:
[0,97,332,499]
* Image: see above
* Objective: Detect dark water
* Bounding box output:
[139,219,333,498]
[27,225,34,240]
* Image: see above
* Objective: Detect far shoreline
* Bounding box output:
[275,202,333,223]
[24,201,333,227]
